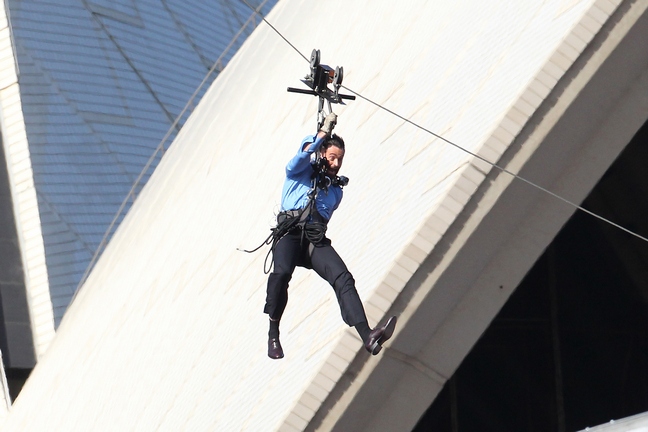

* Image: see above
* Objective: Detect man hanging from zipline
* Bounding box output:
[263,112,397,359]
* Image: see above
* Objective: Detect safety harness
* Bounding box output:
[239,49,353,273]
[240,156,331,273]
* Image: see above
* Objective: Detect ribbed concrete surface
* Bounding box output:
[2,0,636,430]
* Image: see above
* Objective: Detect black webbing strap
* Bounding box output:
[239,206,310,274]
[241,156,328,273]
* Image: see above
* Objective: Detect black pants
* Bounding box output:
[264,229,368,327]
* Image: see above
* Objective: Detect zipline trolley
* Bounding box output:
[287,49,356,129]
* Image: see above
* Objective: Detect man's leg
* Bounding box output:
[264,232,301,320]
[309,241,369,331]
[310,240,397,355]
[264,232,302,359]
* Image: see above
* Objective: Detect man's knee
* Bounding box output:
[265,272,292,319]
[268,271,292,290]
[266,272,292,308]
[332,271,367,326]
[333,271,356,295]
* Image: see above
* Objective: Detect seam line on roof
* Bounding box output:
[82,0,178,127]
[161,0,212,70]
[17,46,136,182]
[36,191,95,257]
[85,2,144,28]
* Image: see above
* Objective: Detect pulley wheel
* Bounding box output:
[310,49,320,69]
[333,66,343,86]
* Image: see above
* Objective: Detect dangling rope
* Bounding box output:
[237,208,306,274]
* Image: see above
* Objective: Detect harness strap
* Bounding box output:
[241,158,328,273]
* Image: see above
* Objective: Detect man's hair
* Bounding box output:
[322,134,345,151]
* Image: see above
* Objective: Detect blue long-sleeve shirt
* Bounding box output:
[280,134,343,221]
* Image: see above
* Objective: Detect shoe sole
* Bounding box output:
[370,316,397,355]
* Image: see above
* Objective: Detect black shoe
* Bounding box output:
[364,316,397,355]
[268,337,284,359]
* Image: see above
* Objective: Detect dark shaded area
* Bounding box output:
[414,120,648,431]
[0,133,36,370]
[5,368,31,402]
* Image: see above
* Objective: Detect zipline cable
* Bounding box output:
[242,0,648,245]
[340,85,648,243]
[241,0,308,63]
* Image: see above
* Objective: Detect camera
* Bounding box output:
[313,158,349,189]
[318,175,349,190]
[333,176,349,187]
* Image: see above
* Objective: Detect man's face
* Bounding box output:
[321,145,344,177]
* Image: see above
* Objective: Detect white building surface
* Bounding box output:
[579,413,648,432]
[4,0,648,430]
